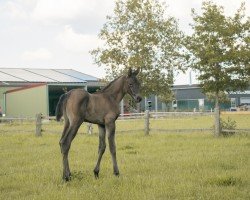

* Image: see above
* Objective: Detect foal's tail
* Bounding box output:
[55,93,67,121]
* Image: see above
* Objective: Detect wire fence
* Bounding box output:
[149,112,214,133]
[0,111,250,135]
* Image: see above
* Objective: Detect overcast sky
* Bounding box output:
[0,0,249,84]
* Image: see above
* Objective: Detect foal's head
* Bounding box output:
[126,68,142,103]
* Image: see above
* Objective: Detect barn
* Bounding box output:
[0,68,103,117]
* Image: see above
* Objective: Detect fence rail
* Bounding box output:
[1,111,250,136]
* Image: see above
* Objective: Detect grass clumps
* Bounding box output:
[207,176,242,187]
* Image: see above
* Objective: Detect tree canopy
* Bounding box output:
[91,0,186,97]
[186,1,250,95]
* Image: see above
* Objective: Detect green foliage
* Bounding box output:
[186,1,250,95]
[221,117,237,136]
[91,0,186,96]
[206,91,230,103]
[158,89,174,104]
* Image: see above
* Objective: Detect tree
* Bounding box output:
[186,1,250,136]
[91,0,186,98]
[205,91,230,104]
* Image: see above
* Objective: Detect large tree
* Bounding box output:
[186,1,250,136]
[91,0,186,98]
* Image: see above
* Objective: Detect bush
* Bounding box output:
[221,117,237,136]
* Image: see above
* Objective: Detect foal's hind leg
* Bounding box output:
[59,117,70,151]
[93,125,106,178]
[60,121,82,181]
[59,118,71,177]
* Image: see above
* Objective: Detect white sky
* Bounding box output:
[0,0,249,84]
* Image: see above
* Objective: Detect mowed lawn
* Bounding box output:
[0,128,249,200]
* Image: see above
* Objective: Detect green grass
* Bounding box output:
[0,129,249,200]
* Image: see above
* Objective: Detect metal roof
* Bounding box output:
[0,68,99,83]
[54,69,98,81]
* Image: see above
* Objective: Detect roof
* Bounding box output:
[172,84,200,90]
[0,68,99,83]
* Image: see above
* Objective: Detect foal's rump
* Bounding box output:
[55,93,68,121]
[55,89,89,122]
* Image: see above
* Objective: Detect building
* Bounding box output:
[0,68,103,117]
[141,84,250,112]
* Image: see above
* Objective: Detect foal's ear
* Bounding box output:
[134,67,140,76]
[128,67,132,77]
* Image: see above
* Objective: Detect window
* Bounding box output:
[231,98,236,108]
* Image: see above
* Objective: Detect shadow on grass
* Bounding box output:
[207,176,242,187]
[71,171,85,181]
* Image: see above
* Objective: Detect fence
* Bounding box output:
[116,111,216,134]
[0,111,250,136]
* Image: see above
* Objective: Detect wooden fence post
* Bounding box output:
[144,110,150,135]
[36,113,42,137]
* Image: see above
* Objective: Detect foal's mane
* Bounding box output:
[94,75,125,94]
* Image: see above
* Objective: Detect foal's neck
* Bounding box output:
[104,76,126,103]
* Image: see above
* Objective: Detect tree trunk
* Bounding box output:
[136,102,141,113]
[214,94,220,137]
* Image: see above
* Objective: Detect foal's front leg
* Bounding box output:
[106,122,119,176]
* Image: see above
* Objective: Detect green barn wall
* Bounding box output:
[0,88,7,112]
[0,87,19,114]
[6,85,48,117]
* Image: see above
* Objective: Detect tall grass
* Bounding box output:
[0,129,249,199]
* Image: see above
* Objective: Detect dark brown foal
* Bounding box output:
[56,68,142,181]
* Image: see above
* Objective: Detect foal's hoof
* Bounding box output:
[63,173,71,182]
[114,171,120,177]
[63,176,71,182]
[93,170,99,179]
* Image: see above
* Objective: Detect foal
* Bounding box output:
[56,68,142,181]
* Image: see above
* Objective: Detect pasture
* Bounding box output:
[0,116,249,200]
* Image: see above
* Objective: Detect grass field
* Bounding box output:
[0,127,249,199]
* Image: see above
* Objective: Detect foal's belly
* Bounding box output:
[84,117,104,125]
[84,94,119,125]
[84,112,105,125]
